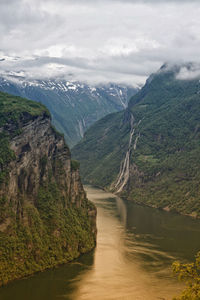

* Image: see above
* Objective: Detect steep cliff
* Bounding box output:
[73,64,200,217]
[0,92,96,286]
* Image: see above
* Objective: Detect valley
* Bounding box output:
[1,0,200,298]
[1,186,200,300]
[1,63,200,298]
[73,64,200,217]
[0,75,137,147]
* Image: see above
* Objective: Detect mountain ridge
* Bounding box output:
[0,75,137,147]
[72,64,200,217]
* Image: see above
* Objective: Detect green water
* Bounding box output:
[1,186,200,300]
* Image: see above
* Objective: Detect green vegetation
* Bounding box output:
[72,110,127,187]
[0,92,49,185]
[0,133,15,184]
[0,183,95,286]
[173,252,200,299]
[72,64,200,215]
[71,160,80,171]
[0,80,137,147]
[0,91,49,127]
[0,92,96,286]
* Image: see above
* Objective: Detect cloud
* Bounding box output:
[176,64,200,80]
[0,0,200,85]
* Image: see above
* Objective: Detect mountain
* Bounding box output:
[0,75,137,147]
[72,63,200,217]
[0,91,96,286]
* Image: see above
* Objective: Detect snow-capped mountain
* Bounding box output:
[0,75,138,147]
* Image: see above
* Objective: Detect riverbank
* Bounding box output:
[2,185,200,299]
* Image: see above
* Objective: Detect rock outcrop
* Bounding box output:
[0,92,96,286]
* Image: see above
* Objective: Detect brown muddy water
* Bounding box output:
[1,185,200,300]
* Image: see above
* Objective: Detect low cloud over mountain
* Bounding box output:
[0,0,200,85]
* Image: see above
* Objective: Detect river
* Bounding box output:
[1,185,200,300]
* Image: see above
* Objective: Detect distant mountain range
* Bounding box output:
[72,63,200,216]
[0,74,137,147]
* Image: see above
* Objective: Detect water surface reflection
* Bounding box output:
[1,185,200,300]
[70,186,185,300]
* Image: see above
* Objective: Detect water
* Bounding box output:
[1,185,200,300]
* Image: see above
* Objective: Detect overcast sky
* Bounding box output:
[0,0,200,86]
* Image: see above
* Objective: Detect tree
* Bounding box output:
[173,251,200,299]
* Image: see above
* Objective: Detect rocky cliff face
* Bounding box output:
[0,92,96,286]
[1,113,83,209]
